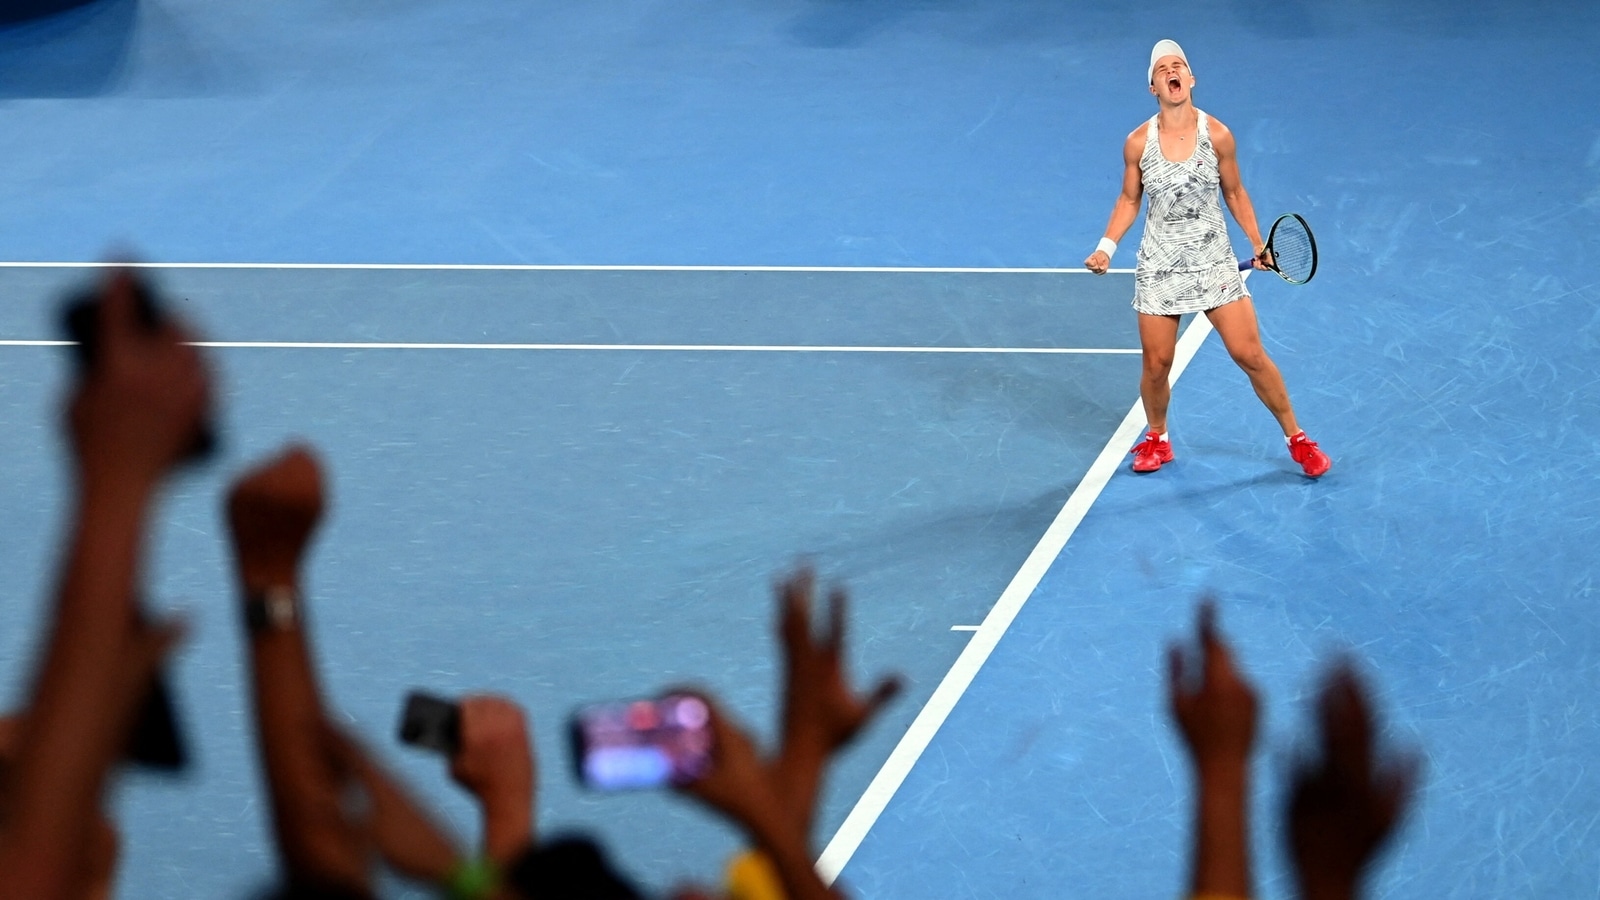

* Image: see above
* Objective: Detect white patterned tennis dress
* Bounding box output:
[1133,110,1249,315]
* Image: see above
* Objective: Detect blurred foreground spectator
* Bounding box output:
[1167,603,1419,900]
[1286,663,1420,900]
[0,274,207,900]
[227,446,465,899]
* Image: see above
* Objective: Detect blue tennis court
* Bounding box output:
[1,1,1597,898]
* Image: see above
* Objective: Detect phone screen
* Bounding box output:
[569,694,713,791]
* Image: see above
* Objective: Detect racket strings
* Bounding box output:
[1269,218,1316,283]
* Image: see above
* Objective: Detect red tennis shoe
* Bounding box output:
[1130,431,1173,473]
[1288,432,1331,478]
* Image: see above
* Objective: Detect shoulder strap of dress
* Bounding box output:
[1196,110,1210,139]
[1146,115,1159,142]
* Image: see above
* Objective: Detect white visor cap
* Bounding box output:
[1148,39,1189,84]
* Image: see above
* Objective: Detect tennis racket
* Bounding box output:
[1238,213,1317,284]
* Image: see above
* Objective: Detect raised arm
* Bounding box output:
[682,699,843,900]
[1211,118,1267,268]
[227,446,370,895]
[1169,602,1259,900]
[771,572,900,841]
[449,695,538,868]
[0,275,207,900]
[1287,663,1420,900]
[319,722,463,887]
[1085,127,1146,274]
[231,447,467,897]
[676,571,900,900]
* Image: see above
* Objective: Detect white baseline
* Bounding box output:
[0,264,1136,353]
[0,340,1137,354]
[0,261,1135,274]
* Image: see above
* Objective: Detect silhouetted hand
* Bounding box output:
[680,696,785,841]
[777,571,901,757]
[669,571,897,900]
[683,691,851,900]
[449,696,536,865]
[226,445,326,589]
[1169,601,1257,899]
[68,272,210,494]
[773,571,899,835]
[1288,663,1420,900]
[1168,601,1258,772]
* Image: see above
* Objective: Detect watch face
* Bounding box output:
[266,594,294,627]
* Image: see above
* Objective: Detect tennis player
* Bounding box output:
[1085,40,1330,478]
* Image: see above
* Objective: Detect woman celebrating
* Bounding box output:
[1085,40,1330,478]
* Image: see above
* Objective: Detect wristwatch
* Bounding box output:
[244,585,299,633]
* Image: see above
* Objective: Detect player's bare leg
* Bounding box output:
[1137,312,1181,432]
[1204,297,1299,435]
[1131,312,1181,472]
[1205,297,1331,476]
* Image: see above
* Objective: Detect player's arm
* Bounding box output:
[1085,128,1145,275]
[1213,119,1267,269]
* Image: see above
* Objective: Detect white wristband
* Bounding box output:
[1095,237,1117,261]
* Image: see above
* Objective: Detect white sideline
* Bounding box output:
[815,313,1215,884]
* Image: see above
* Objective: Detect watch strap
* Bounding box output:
[245,585,299,633]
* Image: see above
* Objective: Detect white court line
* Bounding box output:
[0,340,1138,354]
[815,312,1215,885]
[0,261,1135,274]
[948,625,981,632]
[1,265,1137,353]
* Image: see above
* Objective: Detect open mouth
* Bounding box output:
[1166,76,1182,92]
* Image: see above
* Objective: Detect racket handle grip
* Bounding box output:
[1238,258,1255,271]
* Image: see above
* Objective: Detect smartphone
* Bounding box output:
[124,672,188,771]
[60,274,217,461]
[568,694,714,791]
[397,691,462,755]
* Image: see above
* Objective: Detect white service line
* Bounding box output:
[0,339,1138,354]
[815,312,1215,885]
[0,261,1136,274]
